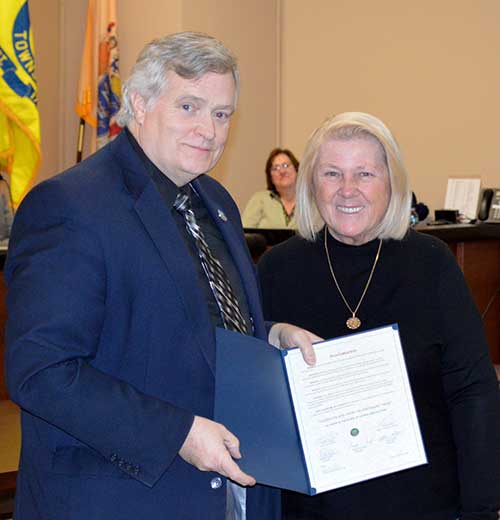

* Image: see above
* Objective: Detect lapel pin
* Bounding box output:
[217,209,227,222]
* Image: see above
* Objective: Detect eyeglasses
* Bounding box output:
[271,163,292,172]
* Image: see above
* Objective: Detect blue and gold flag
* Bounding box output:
[76,0,121,151]
[0,0,40,207]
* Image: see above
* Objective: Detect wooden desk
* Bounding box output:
[418,223,500,362]
[0,275,7,401]
[0,400,20,474]
[0,400,20,515]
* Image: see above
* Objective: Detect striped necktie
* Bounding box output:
[174,189,249,335]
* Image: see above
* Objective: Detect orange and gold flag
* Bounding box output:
[0,0,40,208]
[75,0,121,151]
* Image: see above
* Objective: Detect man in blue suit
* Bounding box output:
[5,32,319,519]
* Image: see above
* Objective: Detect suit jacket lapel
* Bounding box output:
[109,134,216,373]
[192,178,267,340]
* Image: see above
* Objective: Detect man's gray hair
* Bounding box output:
[116,32,239,127]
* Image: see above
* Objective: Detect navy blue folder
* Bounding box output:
[214,328,313,494]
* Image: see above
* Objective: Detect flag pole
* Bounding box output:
[75,0,121,163]
[76,117,85,163]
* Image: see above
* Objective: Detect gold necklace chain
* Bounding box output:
[323,227,382,330]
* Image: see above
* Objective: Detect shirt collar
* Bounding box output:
[125,127,180,208]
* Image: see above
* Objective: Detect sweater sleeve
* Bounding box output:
[242,192,265,228]
[437,246,500,519]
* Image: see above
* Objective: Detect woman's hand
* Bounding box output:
[268,322,323,366]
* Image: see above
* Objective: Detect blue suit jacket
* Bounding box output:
[5,132,280,519]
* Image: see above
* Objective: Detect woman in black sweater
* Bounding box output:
[258,112,500,520]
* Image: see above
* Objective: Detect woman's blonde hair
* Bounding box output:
[295,111,412,242]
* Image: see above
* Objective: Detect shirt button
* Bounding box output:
[210,477,223,489]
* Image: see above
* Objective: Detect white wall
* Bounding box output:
[281,0,500,215]
[30,0,500,214]
[181,0,279,207]
[31,0,278,211]
[29,0,61,183]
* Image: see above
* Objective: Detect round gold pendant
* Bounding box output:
[346,316,361,330]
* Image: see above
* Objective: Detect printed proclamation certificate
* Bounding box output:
[283,324,427,494]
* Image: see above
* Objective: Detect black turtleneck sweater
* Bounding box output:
[258,228,500,520]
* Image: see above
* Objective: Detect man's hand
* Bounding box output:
[179,416,256,487]
[268,323,323,366]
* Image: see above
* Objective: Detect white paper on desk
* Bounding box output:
[283,324,427,494]
[444,178,481,219]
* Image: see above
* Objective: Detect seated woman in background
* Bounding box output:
[258,112,500,520]
[242,148,299,228]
